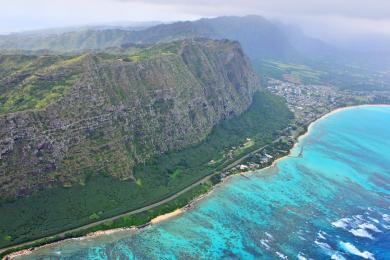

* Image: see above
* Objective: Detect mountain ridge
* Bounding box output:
[0,38,261,200]
[0,15,295,60]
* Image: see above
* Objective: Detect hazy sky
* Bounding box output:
[1,0,390,42]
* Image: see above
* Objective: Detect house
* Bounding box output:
[239,164,248,170]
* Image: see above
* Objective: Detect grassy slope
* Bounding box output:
[0,54,84,114]
[0,91,292,248]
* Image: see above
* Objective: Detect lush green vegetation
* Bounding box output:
[0,91,292,248]
[255,59,325,84]
[125,41,181,62]
[0,183,211,259]
[69,182,212,236]
[257,58,390,91]
[318,63,390,90]
[94,41,183,63]
[0,54,84,114]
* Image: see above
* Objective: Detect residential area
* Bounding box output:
[218,78,390,178]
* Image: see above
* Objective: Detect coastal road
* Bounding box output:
[0,172,214,255]
[0,130,289,255]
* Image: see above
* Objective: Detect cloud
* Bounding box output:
[123,0,390,20]
[0,0,199,33]
[282,14,390,42]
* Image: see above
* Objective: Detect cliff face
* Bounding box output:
[0,39,261,199]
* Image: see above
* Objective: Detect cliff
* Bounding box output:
[0,39,261,200]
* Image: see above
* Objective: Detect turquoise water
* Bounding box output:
[18,106,390,259]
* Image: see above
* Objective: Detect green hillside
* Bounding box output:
[0,90,292,248]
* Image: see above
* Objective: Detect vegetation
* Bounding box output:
[318,63,390,90]
[255,59,325,84]
[0,91,292,249]
[0,183,211,259]
[0,54,84,114]
[69,182,211,236]
[124,41,181,62]
[255,59,390,91]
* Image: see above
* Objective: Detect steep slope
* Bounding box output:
[0,39,260,200]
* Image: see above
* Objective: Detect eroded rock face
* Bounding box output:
[0,39,261,199]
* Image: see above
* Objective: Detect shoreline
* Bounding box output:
[150,209,184,224]
[4,103,390,260]
[269,104,390,168]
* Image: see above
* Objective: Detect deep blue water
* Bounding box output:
[18,106,390,259]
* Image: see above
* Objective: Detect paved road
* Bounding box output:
[0,173,213,255]
[0,132,288,255]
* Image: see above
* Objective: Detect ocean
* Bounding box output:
[16,106,390,259]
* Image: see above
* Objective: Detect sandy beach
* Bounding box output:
[85,227,135,238]
[150,209,184,224]
[3,249,32,260]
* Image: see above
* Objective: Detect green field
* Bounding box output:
[255,59,325,84]
[0,91,293,248]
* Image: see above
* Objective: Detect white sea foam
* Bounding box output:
[260,239,271,250]
[367,217,379,224]
[276,251,288,259]
[382,224,390,229]
[332,218,351,229]
[340,242,375,260]
[331,253,346,260]
[383,214,390,222]
[314,239,331,250]
[314,239,347,260]
[349,228,374,239]
[317,230,327,240]
[359,223,381,232]
[265,232,274,240]
[354,215,364,221]
[297,253,307,260]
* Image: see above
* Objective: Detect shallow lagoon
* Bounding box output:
[18,106,390,259]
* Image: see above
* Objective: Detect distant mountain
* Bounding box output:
[0,16,294,60]
[127,16,295,61]
[0,29,134,51]
[0,15,356,69]
[0,15,388,89]
[3,21,161,36]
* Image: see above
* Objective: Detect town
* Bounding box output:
[216,78,390,180]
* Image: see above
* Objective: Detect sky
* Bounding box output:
[1,0,390,44]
